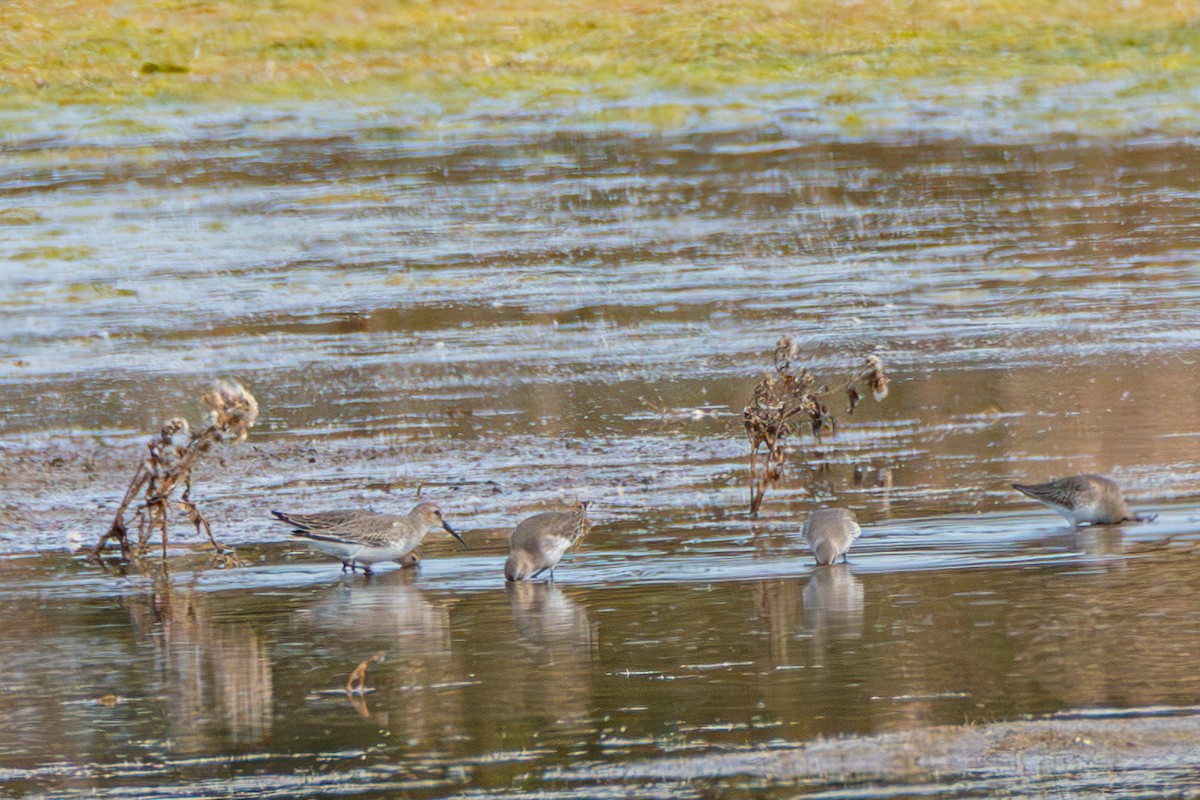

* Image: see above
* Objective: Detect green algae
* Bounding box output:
[12,245,96,262]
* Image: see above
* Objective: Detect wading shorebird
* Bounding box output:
[504,500,591,582]
[272,501,466,575]
[801,508,861,565]
[1012,474,1155,527]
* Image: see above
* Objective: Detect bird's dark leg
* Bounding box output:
[341,562,352,572]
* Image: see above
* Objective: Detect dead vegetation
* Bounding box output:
[346,651,387,718]
[347,652,386,696]
[89,380,259,565]
[743,336,889,516]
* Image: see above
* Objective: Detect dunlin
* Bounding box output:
[801,508,861,565]
[1012,474,1154,527]
[272,501,466,574]
[504,501,591,582]
[803,564,865,643]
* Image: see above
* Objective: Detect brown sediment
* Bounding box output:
[553,711,1200,785]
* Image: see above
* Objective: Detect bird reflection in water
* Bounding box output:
[507,580,594,651]
[802,564,865,655]
[503,581,595,731]
[307,570,457,729]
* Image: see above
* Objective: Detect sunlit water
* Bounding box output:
[2,103,1200,797]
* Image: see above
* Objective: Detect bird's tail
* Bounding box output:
[571,500,592,546]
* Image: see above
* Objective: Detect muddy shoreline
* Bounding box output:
[4,111,1200,797]
[554,710,1200,792]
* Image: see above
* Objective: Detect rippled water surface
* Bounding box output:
[2,104,1200,798]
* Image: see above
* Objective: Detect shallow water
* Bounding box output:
[2,104,1200,797]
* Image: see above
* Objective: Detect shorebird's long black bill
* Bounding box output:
[444,521,468,550]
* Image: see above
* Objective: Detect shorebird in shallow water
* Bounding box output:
[504,501,591,582]
[272,501,465,574]
[802,508,861,565]
[1012,474,1155,527]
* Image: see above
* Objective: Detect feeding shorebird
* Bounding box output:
[272,501,466,574]
[504,501,591,582]
[801,508,861,565]
[1012,474,1155,527]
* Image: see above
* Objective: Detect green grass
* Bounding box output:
[2,0,1198,117]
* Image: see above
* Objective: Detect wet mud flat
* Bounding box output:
[2,425,1200,799]
[2,435,1200,800]
[3,109,1200,798]
[555,710,1200,796]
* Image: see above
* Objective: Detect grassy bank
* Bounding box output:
[3,0,1199,114]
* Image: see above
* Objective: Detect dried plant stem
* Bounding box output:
[748,393,814,516]
[347,652,386,696]
[100,463,152,561]
[743,339,888,517]
[92,428,219,560]
[180,476,222,550]
[90,381,258,565]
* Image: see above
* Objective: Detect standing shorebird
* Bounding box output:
[1012,474,1154,527]
[272,501,466,575]
[801,508,861,565]
[504,501,591,582]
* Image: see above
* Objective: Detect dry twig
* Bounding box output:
[347,652,386,696]
[743,337,889,516]
[90,380,259,564]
